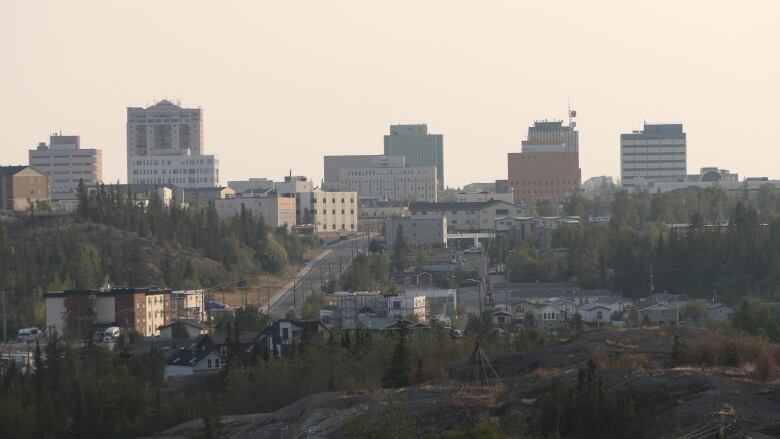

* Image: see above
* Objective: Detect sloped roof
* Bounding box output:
[165,334,216,367]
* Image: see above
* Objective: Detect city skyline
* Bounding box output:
[2,1,779,187]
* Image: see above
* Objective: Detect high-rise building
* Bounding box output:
[620,123,686,188]
[126,100,218,188]
[29,134,102,200]
[508,117,581,203]
[384,124,444,188]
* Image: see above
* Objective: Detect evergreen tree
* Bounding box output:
[390,225,409,273]
[383,322,410,388]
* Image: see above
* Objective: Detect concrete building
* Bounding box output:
[323,155,379,190]
[300,189,358,233]
[384,124,444,188]
[647,167,739,193]
[408,200,525,233]
[227,178,275,195]
[495,216,580,250]
[323,292,426,329]
[45,286,173,339]
[358,204,408,233]
[213,194,296,227]
[338,165,437,202]
[28,134,102,200]
[128,154,219,188]
[527,119,579,152]
[384,217,447,247]
[621,123,687,188]
[127,100,218,188]
[181,187,235,205]
[0,166,50,211]
[274,176,315,224]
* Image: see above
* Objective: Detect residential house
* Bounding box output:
[639,302,678,325]
[707,303,734,321]
[492,310,513,331]
[577,304,613,325]
[537,305,562,331]
[164,334,224,379]
[158,320,209,339]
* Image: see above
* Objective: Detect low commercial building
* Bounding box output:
[45,286,173,339]
[0,166,50,211]
[213,194,296,227]
[384,217,447,247]
[455,191,514,204]
[323,291,426,328]
[408,200,525,233]
[358,204,408,233]
[227,178,274,195]
[28,134,102,200]
[495,216,580,250]
[181,187,234,205]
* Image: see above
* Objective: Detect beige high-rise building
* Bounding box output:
[126,100,217,188]
[29,134,102,200]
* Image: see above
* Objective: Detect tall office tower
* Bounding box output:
[383,124,444,188]
[126,100,218,188]
[29,134,102,200]
[508,115,581,203]
[620,123,686,188]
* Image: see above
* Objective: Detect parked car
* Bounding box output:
[16,327,43,344]
[463,247,483,254]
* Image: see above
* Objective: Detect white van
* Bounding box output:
[101,327,121,343]
[16,327,43,343]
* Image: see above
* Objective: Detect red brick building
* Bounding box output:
[508,141,581,203]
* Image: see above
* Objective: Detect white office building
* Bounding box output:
[128,155,219,188]
[126,100,218,188]
[621,123,686,188]
[28,134,102,200]
[338,165,437,202]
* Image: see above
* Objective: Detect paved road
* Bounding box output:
[266,237,365,318]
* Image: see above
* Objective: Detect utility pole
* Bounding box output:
[0,291,8,342]
[1,291,6,342]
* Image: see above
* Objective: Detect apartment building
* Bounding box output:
[408,200,524,233]
[384,217,447,247]
[297,189,358,233]
[45,287,173,339]
[28,134,102,200]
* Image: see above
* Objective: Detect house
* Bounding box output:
[164,335,224,379]
[342,317,431,334]
[707,303,734,321]
[577,304,613,325]
[158,320,209,339]
[537,305,562,330]
[252,320,301,359]
[545,297,576,319]
[639,302,678,325]
[492,310,513,330]
[512,301,540,327]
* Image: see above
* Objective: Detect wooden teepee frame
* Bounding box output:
[449,337,505,399]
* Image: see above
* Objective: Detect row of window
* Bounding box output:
[134,158,213,166]
[313,197,355,204]
[321,209,355,214]
[510,181,577,186]
[133,168,213,175]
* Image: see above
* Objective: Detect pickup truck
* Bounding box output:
[16,327,43,344]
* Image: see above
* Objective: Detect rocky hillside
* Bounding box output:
[148,327,780,439]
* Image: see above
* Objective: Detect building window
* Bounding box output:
[207,359,212,368]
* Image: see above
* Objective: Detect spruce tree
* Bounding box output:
[383,322,410,388]
[391,225,409,273]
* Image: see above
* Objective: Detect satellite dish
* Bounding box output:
[570,110,577,117]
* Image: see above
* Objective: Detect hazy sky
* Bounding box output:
[2,1,779,188]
